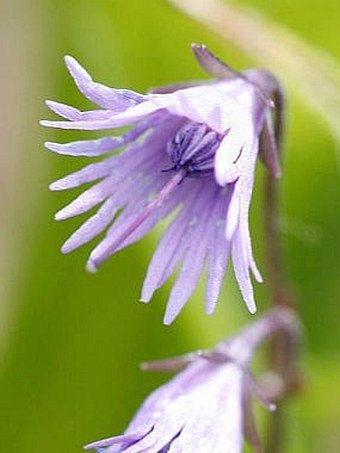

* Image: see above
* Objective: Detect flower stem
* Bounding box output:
[264,87,293,310]
[263,87,301,453]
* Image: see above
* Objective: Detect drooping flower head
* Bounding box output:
[84,308,297,453]
[42,44,282,324]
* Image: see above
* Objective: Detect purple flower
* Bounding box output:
[86,359,246,453]
[83,309,296,453]
[87,360,246,453]
[42,44,281,324]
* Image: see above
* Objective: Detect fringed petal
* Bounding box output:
[61,198,118,253]
[141,182,203,302]
[163,187,219,325]
[49,156,116,191]
[231,227,256,314]
[65,55,144,111]
[205,189,233,314]
[84,432,145,452]
[44,116,153,156]
[41,101,163,130]
[45,137,122,157]
[55,177,115,220]
[45,100,113,121]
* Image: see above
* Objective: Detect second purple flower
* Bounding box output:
[42,44,281,324]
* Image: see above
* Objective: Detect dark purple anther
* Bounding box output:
[166,122,222,177]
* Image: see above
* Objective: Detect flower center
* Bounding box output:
[86,122,221,272]
[164,122,221,177]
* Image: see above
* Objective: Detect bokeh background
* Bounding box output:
[1,0,340,451]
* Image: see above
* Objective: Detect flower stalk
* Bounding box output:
[263,85,301,453]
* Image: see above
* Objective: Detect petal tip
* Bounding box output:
[64,54,74,65]
[45,141,64,155]
[163,313,174,326]
[40,120,53,127]
[205,306,216,316]
[64,54,91,84]
[48,181,59,191]
[44,140,53,149]
[139,297,150,305]
[64,55,80,72]
[86,260,98,273]
[60,243,70,254]
[45,99,56,108]
[163,307,179,326]
[248,304,257,315]
[55,206,75,220]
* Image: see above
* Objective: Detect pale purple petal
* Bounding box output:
[65,55,144,111]
[84,433,142,451]
[41,101,163,130]
[168,366,244,453]
[148,79,255,134]
[163,187,221,325]
[45,100,113,121]
[231,227,256,314]
[55,177,115,220]
[44,118,151,157]
[214,125,247,187]
[235,137,263,283]
[205,188,233,314]
[85,171,169,267]
[122,360,244,453]
[125,362,206,436]
[49,156,116,191]
[45,137,122,157]
[141,183,203,302]
[61,198,118,253]
[114,178,187,252]
[224,185,241,241]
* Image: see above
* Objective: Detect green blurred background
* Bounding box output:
[1,0,340,451]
